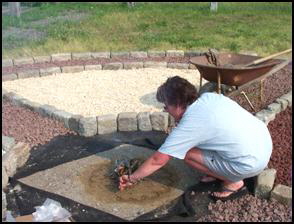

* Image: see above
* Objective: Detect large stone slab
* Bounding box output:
[17,144,200,221]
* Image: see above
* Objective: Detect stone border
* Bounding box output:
[2,89,175,137]
[2,62,196,82]
[2,50,203,79]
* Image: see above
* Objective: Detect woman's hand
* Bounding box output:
[118,175,136,191]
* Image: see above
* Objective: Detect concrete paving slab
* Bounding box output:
[18,144,200,221]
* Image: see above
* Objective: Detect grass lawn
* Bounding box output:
[2,2,292,59]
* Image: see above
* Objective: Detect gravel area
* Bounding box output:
[2,68,203,116]
[195,194,292,222]
[229,63,292,113]
[2,98,77,148]
[268,106,292,187]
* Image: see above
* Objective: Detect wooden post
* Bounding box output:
[210,2,218,12]
[217,71,221,94]
[9,2,21,17]
[127,2,135,7]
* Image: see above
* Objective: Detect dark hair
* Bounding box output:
[156,76,198,108]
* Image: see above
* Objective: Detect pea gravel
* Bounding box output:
[2,68,204,117]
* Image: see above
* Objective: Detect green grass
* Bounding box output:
[2,2,292,58]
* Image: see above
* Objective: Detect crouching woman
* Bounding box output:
[119,76,272,200]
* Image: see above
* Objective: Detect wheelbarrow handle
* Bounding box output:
[244,48,292,67]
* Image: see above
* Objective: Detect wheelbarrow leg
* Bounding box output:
[217,71,221,94]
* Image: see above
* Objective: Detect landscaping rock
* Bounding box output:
[103,63,123,70]
[2,142,31,177]
[68,115,83,133]
[271,184,292,206]
[255,168,277,199]
[118,112,138,131]
[147,51,166,57]
[2,190,7,220]
[123,62,144,69]
[144,61,167,68]
[13,57,34,66]
[17,69,40,79]
[97,114,117,134]
[21,99,42,112]
[37,104,58,118]
[14,142,31,170]
[275,98,288,111]
[2,59,13,67]
[51,53,72,61]
[2,73,18,81]
[62,65,84,73]
[137,112,152,131]
[166,50,184,57]
[78,117,98,137]
[189,63,197,69]
[280,91,292,107]
[150,112,169,131]
[168,114,176,128]
[2,136,15,154]
[2,168,8,189]
[167,63,189,69]
[267,102,282,114]
[184,51,203,57]
[40,67,61,76]
[33,55,51,63]
[92,52,110,58]
[111,52,130,58]
[255,109,276,125]
[72,52,92,60]
[9,94,26,107]
[51,110,73,129]
[2,149,17,178]
[84,64,102,70]
[130,51,148,58]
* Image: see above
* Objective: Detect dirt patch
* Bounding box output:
[29,11,88,27]
[2,27,46,40]
[80,160,178,204]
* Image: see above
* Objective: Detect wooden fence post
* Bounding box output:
[9,2,21,17]
[210,2,218,12]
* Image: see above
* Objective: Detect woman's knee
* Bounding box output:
[184,147,204,164]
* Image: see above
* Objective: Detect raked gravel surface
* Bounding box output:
[2,68,204,117]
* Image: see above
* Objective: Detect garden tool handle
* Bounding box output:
[244,48,292,67]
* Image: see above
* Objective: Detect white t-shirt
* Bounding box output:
[158,92,272,173]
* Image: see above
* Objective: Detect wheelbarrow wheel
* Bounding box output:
[199,82,235,96]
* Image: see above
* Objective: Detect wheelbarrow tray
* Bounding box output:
[190,53,284,86]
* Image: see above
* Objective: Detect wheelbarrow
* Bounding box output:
[190,49,291,112]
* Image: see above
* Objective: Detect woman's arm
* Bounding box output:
[119,151,171,190]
